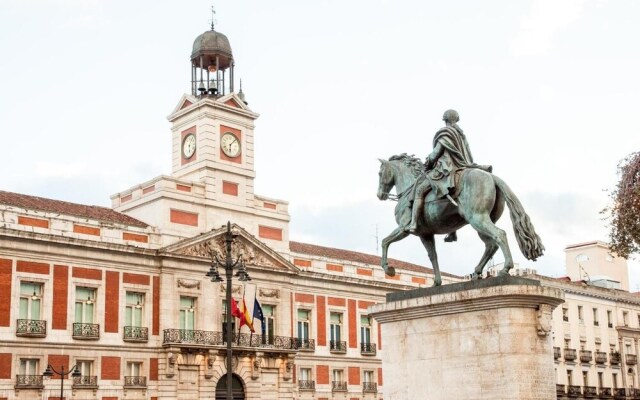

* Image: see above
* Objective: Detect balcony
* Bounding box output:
[626,354,638,365]
[568,385,581,397]
[564,348,577,361]
[630,388,640,399]
[554,347,561,360]
[595,351,608,364]
[613,388,626,399]
[163,329,299,351]
[124,376,147,388]
[124,326,148,342]
[15,319,47,338]
[73,323,100,339]
[363,382,377,393]
[332,381,347,392]
[15,375,43,389]
[557,384,566,396]
[361,342,377,356]
[73,375,98,389]
[580,350,593,363]
[584,386,597,398]
[599,387,612,398]
[295,338,315,352]
[298,380,315,391]
[610,352,621,365]
[329,340,347,354]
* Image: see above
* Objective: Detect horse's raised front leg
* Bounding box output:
[470,232,499,280]
[419,234,441,286]
[380,226,409,276]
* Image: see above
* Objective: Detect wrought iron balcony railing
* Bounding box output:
[554,347,561,360]
[332,381,347,392]
[124,326,148,342]
[73,322,100,339]
[595,351,608,364]
[610,352,621,365]
[564,348,577,361]
[163,329,300,350]
[583,386,597,398]
[556,384,566,395]
[568,384,581,397]
[360,342,376,356]
[599,387,612,397]
[16,319,47,337]
[124,376,147,387]
[580,350,593,363]
[613,388,626,399]
[295,338,315,352]
[15,375,44,388]
[363,382,377,393]
[73,375,98,388]
[630,388,640,399]
[626,354,638,365]
[329,340,347,354]
[298,380,315,390]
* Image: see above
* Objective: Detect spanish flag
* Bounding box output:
[239,296,255,333]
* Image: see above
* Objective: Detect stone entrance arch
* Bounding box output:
[215,373,245,400]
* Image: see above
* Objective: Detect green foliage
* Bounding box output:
[603,152,640,258]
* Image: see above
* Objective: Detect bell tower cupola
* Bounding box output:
[190,19,235,97]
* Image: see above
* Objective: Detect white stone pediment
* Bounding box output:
[162,223,298,273]
[171,94,199,114]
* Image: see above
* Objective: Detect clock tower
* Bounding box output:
[112,25,290,250]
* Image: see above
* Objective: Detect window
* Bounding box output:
[333,369,344,383]
[598,372,604,388]
[578,306,584,322]
[77,360,93,376]
[361,315,372,344]
[330,312,342,343]
[221,300,235,341]
[300,367,311,381]
[567,370,573,386]
[593,308,599,326]
[297,309,310,341]
[179,296,195,330]
[127,361,142,377]
[626,343,633,355]
[19,358,39,375]
[262,305,275,344]
[74,360,95,386]
[613,373,618,389]
[19,282,42,320]
[623,311,629,327]
[583,371,589,386]
[364,370,374,383]
[125,292,144,327]
[564,339,571,349]
[607,310,613,328]
[562,308,569,322]
[75,287,96,323]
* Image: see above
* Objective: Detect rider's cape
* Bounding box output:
[426,126,474,199]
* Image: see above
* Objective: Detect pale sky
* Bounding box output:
[1,0,639,286]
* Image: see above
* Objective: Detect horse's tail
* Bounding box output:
[493,175,545,261]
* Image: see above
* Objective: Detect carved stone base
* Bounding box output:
[369,276,564,400]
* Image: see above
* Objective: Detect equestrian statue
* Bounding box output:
[377,109,544,286]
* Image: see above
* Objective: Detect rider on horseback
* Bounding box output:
[405,109,492,238]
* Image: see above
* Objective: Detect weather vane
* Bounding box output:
[209,5,217,30]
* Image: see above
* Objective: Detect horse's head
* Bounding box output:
[377,158,395,200]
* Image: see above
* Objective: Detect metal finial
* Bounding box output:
[210,5,216,30]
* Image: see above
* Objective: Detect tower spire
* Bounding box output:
[209,5,216,30]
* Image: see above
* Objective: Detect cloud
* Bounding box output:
[511,0,586,56]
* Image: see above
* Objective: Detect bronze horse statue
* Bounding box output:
[377,154,544,286]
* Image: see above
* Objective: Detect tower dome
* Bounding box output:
[190,28,235,97]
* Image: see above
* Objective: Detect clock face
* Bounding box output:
[221,132,241,158]
[182,134,196,158]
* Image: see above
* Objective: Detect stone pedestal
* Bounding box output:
[369,276,564,400]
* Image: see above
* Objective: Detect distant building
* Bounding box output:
[0,25,459,400]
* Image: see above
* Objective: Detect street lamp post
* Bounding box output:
[206,221,250,400]
[43,363,81,400]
